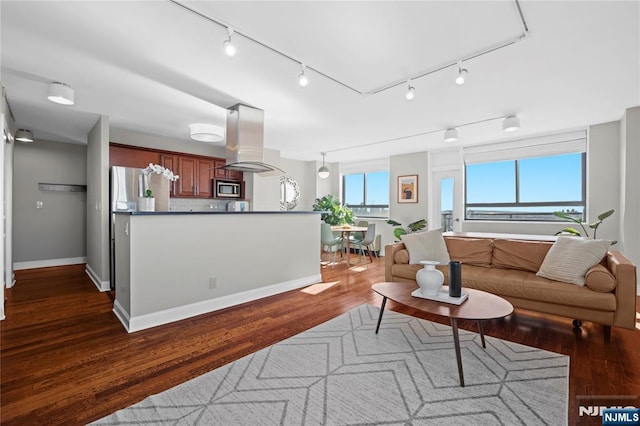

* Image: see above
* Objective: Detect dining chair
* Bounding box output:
[354,223,377,263]
[349,220,368,247]
[321,222,343,267]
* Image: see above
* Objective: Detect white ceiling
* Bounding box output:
[1,1,638,163]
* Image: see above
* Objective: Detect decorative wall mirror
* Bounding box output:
[280,176,300,211]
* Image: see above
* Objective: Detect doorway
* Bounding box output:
[430,169,462,232]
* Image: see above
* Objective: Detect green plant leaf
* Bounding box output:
[386,220,402,226]
[553,211,580,223]
[554,227,582,236]
[407,219,427,232]
[597,209,615,221]
[394,228,407,240]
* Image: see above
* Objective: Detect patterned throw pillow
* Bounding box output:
[536,237,610,285]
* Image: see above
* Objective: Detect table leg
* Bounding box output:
[375,296,387,334]
[345,232,351,266]
[477,320,486,348]
[451,318,465,387]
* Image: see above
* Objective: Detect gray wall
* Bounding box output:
[86,115,110,290]
[13,140,87,263]
[620,107,640,271]
[389,151,429,228]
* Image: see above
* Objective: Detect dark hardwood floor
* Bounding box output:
[1,258,639,425]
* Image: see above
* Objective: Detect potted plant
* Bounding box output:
[138,189,155,212]
[312,194,354,225]
[553,209,614,240]
[386,218,427,240]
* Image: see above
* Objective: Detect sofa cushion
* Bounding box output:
[536,237,611,285]
[459,265,616,312]
[584,264,616,292]
[391,264,423,281]
[401,229,450,265]
[492,239,553,272]
[444,237,493,267]
[394,249,410,265]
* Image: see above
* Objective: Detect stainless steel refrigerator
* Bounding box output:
[109,166,170,291]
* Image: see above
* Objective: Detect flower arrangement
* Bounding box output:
[143,163,179,182]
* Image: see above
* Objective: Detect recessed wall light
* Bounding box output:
[189,123,224,142]
[47,82,75,105]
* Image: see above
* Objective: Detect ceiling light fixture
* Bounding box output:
[47,82,75,105]
[455,61,468,85]
[223,27,237,57]
[15,129,34,143]
[189,123,225,142]
[318,152,330,179]
[444,128,459,142]
[298,64,309,87]
[405,81,415,101]
[502,115,521,132]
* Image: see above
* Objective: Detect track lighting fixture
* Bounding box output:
[405,81,415,101]
[318,152,330,179]
[455,61,468,85]
[502,115,521,132]
[223,27,237,57]
[47,82,75,105]
[15,129,34,143]
[298,64,309,87]
[444,128,458,142]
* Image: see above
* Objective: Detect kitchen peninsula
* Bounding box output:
[112,211,321,332]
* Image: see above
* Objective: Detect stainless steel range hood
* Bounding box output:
[218,104,284,174]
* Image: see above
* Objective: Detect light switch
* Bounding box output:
[36,201,44,209]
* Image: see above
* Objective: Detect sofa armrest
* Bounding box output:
[385,242,406,282]
[607,250,638,329]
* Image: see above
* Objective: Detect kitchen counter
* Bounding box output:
[112,211,322,332]
[115,210,320,215]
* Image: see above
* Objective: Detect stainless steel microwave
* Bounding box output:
[215,180,241,198]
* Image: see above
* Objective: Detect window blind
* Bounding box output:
[463,130,587,164]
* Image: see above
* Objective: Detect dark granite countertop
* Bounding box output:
[114,210,322,215]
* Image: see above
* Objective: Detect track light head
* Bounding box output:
[298,64,309,87]
[456,68,468,85]
[405,81,415,101]
[503,115,521,132]
[444,128,458,142]
[223,27,236,57]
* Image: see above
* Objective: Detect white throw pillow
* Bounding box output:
[401,229,450,265]
[536,236,611,285]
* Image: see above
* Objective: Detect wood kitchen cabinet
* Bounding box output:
[213,159,243,180]
[109,144,160,168]
[160,154,178,196]
[176,156,215,198]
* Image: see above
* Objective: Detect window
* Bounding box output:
[465,152,585,221]
[343,170,389,217]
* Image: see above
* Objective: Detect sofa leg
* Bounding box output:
[603,325,611,342]
[572,319,582,328]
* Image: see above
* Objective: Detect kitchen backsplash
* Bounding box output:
[170,198,229,212]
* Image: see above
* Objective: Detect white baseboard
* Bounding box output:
[13,257,87,271]
[116,274,322,333]
[85,264,110,292]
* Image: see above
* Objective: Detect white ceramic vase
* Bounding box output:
[138,197,155,212]
[416,261,444,296]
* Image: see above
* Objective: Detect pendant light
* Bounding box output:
[318,153,330,179]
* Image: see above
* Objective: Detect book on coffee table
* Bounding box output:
[411,288,469,305]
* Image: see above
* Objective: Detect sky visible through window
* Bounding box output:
[344,171,389,206]
[464,153,583,215]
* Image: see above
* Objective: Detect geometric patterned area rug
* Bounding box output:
[93,304,569,425]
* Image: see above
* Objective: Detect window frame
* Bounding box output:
[464,152,586,221]
[342,170,390,218]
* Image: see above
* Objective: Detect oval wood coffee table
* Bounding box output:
[372,281,514,387]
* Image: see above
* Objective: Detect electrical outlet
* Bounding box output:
[209,277,217,289]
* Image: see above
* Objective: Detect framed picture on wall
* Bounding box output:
[398,175,418,203]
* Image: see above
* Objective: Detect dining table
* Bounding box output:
[330,225,368,266]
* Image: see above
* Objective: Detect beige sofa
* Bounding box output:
[385,232,637,340]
